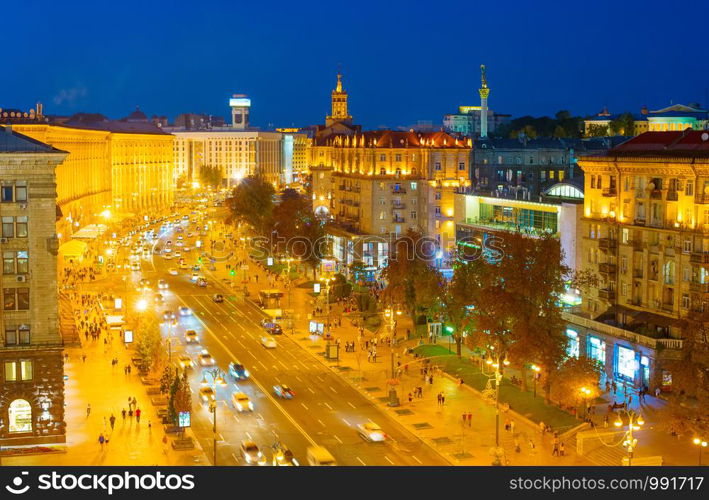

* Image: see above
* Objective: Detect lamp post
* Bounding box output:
[693,437,708,466]
[580,386,592,419]
[614,409,644,466]
[531,364,541,398]
[203,368,227,466]
[485,353,510,450]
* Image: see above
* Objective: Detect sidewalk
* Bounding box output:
[3,297,208,467]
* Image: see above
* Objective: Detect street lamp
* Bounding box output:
[580,386,592,419]
[204,368,227,466]
[693,437,708,466]
[530,364,541,398]
[614,409,644,466]
[485,352,509,452]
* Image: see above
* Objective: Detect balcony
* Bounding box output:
[391,187,407,194]
[650,189,663,200]
[602,187,617,197]
[690,282,709,293]
[666,191,678,201]
[634,217,646,226]
[633,269,644,279]
[392,216,406,223]
[629,239,644,251]
[690,252,709,264]
[391,202,406,209]
[598,262,617,275]
[598,288,616,300]
[649,219,664,229]
[696,194,709,204]
[598,238,617,250]
[648,244,660,254]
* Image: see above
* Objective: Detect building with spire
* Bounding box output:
[310,72,472,276]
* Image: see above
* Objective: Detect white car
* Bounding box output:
[199,386,216,403]
[198,350,215,366]
[231,392,254,412]
[260,336,277,349]
[157,279,168,290]
[190,272,199,282]
[168,268,179,275]
[178,306,192,317]
[357,422,388,442]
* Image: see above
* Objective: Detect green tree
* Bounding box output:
[382,230,443,330]
[609,113,635,136]
[553,125,568,138]
[586,123,610,137]
[549,356,603,408]
[228,175,275,235]
[134,315,162,374]
[199,165,223,188]
[168,371,192,432]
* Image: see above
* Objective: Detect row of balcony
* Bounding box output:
[340,199,360,207]
[338,185,361,193]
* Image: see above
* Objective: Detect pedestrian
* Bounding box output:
[654,387,661,398]
[559,442,565,457]
[505,419,511,432]
[437,392,442,406]
[514,438,521,453]
[408,393,413,403]
[510,420,516,434]
[109,414,116,430]
[99,433,105,450]
[148,419,152,431]
[129,408,134,418]
[440,393,445,405]
[82,354,87,363]
[135,407,141,423]
[612,381,617,394]
[86,403,91,418]
[603,415,609,428]
[428,374,433,385]
[458,377,464,387]
[121,408,126,421]
[552,438,559,456]
[467,412,472,427]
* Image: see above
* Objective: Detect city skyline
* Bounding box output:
[3,1,708,129]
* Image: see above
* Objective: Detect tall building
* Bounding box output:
[229,95,251,130]
[326,73,352,127]
[584,103,709,137]
[310,73,471,273]
[568,131,709,391]
[0,126,67,445]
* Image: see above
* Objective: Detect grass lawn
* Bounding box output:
[413,345,579,430]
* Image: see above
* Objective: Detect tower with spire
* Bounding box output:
[479,64,490,138]
[326,72,353,127]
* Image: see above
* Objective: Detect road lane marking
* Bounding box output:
[412,455,422,464]
[231,453,239,464]
[384,456,394,465]
[329,386,337,393]
[323,402,332,410]
[317,419,325,427]
[348,402,356,409]
[258,361,267,369]
[175,295,320,449]
[307,388,315,394]
[245,432,252,440]
[342,418,350,426]
[356,457,365,465]
[333,435,343,444]
[301,403,308,410]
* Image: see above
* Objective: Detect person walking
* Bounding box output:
[86,403,91,418]
[121,408,127,421]
[552,438,559,457]
[510,420,516,434]
[437,392,442,406]
[441,394,445,405]
[135,407,141,423]
[98,433,105,450]
[559,442,565,457]
[467,412,473,427]
[109,414,116,430]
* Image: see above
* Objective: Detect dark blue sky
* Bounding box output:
[3,0,707,129]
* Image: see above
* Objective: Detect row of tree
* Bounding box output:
[495,110,635,139]
[227,176,326,277]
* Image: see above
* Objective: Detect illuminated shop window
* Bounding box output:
[566,329,579,358]
[8,399,32,433]
[617,346,636,380]
[587,336,606,365]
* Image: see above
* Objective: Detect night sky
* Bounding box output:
[3,0,707,129]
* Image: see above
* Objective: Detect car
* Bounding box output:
[272,444,299,466]
[163,310,176,321]
[212,294,224,303]
[183,246,192,252]
[357,422,388,442]
[199,386,216,403]
[260,336,277,349]
[174,251,182,258]
[190,272,199,282]
[154,293,164,304]
[177,235,183,240]
[192,265,201,272]
[157,279,168,290]
[198,350,215,366]
[240,441,266,465]
[228,361,249,380]
[168,268,179,275]
[273,385,295,399]
[175,240,183,247]
[178,306,192,317]
[177,355,192,369]
[184,330,198,343]
[130,262,141,271]
[138,279,151,291]
[231,392,254,412]
[196,277,208,287]
[163,253,173,260]
[262,322,283,335]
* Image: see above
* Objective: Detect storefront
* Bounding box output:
[8,398,32,434]
[615,345,637,382]
[566,328,580,358]
[587,335,606,366]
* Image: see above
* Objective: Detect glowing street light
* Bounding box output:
[531,364,541,398]
[614,410,644,466]
[693,437,708,466]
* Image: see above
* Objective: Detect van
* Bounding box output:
[306,446,336,466]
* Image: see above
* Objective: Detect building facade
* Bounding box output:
[443,106,511,138]
[570,131,709,391]
[173,130,308,188]
[0,126,67,445]
[584,103,709,137]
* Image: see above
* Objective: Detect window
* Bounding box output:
[683,266,691,282]
[621,282,628,297]
[20,360,32,380]
[434,162,441,171]
[434,192,442,200]
[2,251,28,275]
[617,346,636,380]
[621,228,629,244]
[410,182,417,191]
[3,252,14,274]
[3,288,15,310]
[684,240,692,253]
[435,206,441,215]
[681,294,690,309]
[1,185,13,202]
[2,217,14,238]
[458,162,465,171]
[410,211,417,220]
[379,154,386,162]
[591,175,596,189]
[4,361,16,381]
[395,154,402,162]
[621,256,628,273]
[566,329,579,358]
[686,181,694,196]
[549,170,556,180]
[8,399,32,433]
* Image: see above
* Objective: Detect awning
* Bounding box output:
[71,224,109,240]
[58,239,89,259]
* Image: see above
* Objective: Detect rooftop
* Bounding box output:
[602,130,709,157]
[0,125,64,153]
[315,130,470,149]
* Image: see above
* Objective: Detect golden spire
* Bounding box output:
[336,72,343,93]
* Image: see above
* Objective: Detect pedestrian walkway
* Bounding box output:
[3,295,207,467]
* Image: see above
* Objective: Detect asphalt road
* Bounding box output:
[96,216,447,466]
